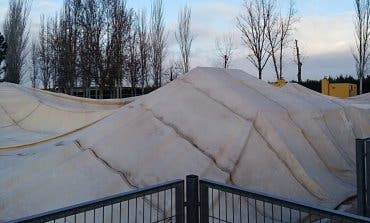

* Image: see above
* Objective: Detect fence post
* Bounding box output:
[199,181,209,223]
[176,181,185,223]
[365,139,370,217]
[186,175,199,223]
[357,138,366,216]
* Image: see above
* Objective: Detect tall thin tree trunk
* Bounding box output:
[279,39,283,80]
[271,49,279,80]
[258,67,262,80]
[295,40,302,83]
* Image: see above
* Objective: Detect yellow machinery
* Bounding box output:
[271,79,287,87]
[321,78,357,98]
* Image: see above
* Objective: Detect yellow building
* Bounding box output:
[321,78,357,98]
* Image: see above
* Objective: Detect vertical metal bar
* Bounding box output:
[186,175,199,223]
[127,200,130,223]
[150,194,153,223]
[157,193,159,222]
[240,196,242,223]
[135,198,138,223]
[232,194,235,223]
[94,209,96,223]
[366,139,370,217]
[164,190,166,221]
[280,206,282,223]
[111,204,113,223]
[175,181,185,223]
[247,197,250,223]
[142,196,145,223]
[212,189,215,223]
[225,192,228,222]
[357,138,366,216]
[171,188,173,219]
[271,204,274,223]
[119,202,122,223]
[263,201,265,223]
[200,181,209,223]
[254,199,257,223]
[218,190,221,223]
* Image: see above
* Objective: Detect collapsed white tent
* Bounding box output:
[0,67,369,221]
[0,82,133,149]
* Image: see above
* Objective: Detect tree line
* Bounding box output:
[238,0,370,94]
[297,75,370,94]
[1,0,369,96]
[2,0,194,98]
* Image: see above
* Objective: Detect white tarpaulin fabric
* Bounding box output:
[0,67,369,221]
[0,83,133,149]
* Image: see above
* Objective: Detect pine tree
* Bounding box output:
[0,32,6,79]
[0,32,6,68]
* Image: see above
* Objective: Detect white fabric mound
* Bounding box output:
[0,83,133,148]
[0,67,369,222]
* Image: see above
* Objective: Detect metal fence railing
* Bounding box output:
[8,179,184,223]
[7,175,370,223]
[357,137,370,218]
[198,178,370,223]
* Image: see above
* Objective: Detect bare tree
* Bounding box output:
[215,34,234,69]
[137,10,150,94]
[38,15,52,89]
[353,0,370,94]
[79,0,103,96]
[128,15,139,96]
[3,0,31,84]
[48,15,59,90]
[266,0,297,80]
[150,0,166,88]
[56,0,81,94]
[107,0,132,98]
[237,0,271,80]
[176,5,193,74]
[30,40,39,88]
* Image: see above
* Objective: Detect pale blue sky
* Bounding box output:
[0,0,359,81]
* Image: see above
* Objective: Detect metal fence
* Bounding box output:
[357,137,370,218]
[7,175,370,223]
[199,178,370,223]
[8,179,184,223]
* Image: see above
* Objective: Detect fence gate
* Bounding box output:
[357,138,370,217]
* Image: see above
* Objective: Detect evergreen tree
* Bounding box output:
[0,32,6,72]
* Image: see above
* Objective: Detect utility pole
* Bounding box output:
[295,39,303,83]
[224,55,229,69]
[170,65,174,81]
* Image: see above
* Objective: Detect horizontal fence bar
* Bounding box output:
[8,179,184,223]
[200,179,370,222]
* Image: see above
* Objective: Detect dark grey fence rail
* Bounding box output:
[7,175,370,223]
[199,178,370,223]
[357,137,370,218]
[7,179,185,223]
